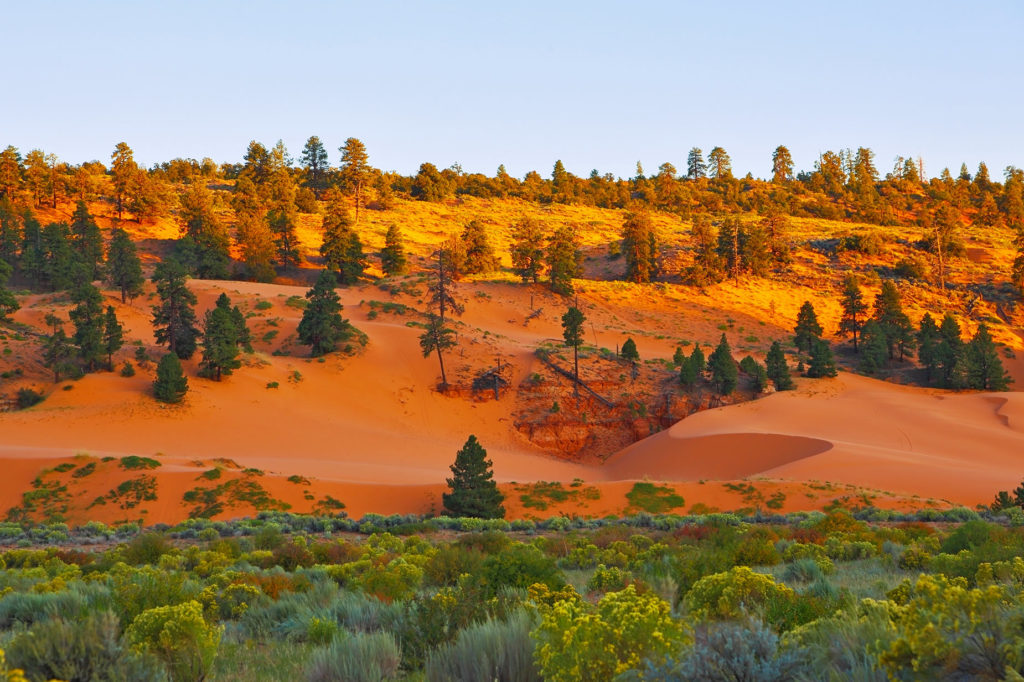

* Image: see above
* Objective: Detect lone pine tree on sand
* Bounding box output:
[443,435,505,519]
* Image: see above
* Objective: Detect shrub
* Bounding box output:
[587,564,632,593]
[686,567,796,624]
[532,585,687,681]
[15,388,43,410]
[127,600,222,682]
[426,609,540,682]
[480,543,564,596]
[0,589,88,629]
[120,361,136,377]
[306,631,401,682]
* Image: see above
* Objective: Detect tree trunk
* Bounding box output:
[436,346,447,388]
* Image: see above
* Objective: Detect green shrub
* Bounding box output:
[127,600,222,682]
[306,631,401,682]
[15,388,44,409]
[120,361,136,377]
[426,609,540,682]
[480,543,564,596]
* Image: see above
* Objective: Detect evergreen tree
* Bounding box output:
[153,352,188,403]
[297,270,352,356]
[715,217,740,278]
[236,211,277,283]
[672,346,685,367]
[917,313,941,385]
[102,306,123,370]
[151,261,200,360]
[1013,229,1024,297]
[708,333,738,395]
[380,224,408,276]
[806,338,838,378]
[562,305,586,396]
[621,337,639,362]
[0,202,21,270]
[765,341,794,390]
[689,343,706,374]
[442,435,505,519]
[461,220,499,275]
[689,214,721,284]
[545,226,583,296]
[738,220,771,276]
[740,355,768,392]
[266,169,300,267]
[69,282,104,371]
[216,293,251,353]
[300,135,330,197]
[771,145,794,183]
[42,325,75,382]
[178,183,230,279]
[199,305,241,380]
[0,260,18,321]
[0,146,21,200]
[431,248,464,322]
[110,142,136,220]
[687,148,707,179]
[793,301,823,354]
[320,191,365,285]
[621,212,657,283]
[20,213,45,288]
[873,280,915,360]
[41,222,76,291]
[858,320,888,375]
[338,138,370,224]
[838,275,867,351]
[107,228,144,302]
[760,209,791,265]
[69,200,104,280]
[708,147,732,179]
[937,313,965,388]
[510,217,545,283]
[965,323,1011,391]
[419,313,457,388]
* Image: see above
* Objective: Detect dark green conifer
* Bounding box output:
[102,306,124,369]
[765,341,794,390]
[69,282,104,371]
[153,352,188,403]
[442,435,505,519]
[107,228,144,302]
[806,338,838,378]
[297,270,352,356]
[793,301,823,354]
[151,261,200,360]
[708,333,738,395]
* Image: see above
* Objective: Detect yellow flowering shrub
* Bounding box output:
[686,566,796,621]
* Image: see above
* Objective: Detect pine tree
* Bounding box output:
[562,305,586,396]
[266,169,300,267]
[151,261,200,360]
[806,338,838,378]
[689,213,721,285]
[680,344,705,388]
[0,260,18,321]
[708,333,738,395]
[380,224,408,276]
[42,325,75,382]
[715,217,740,278]
[765,341,794,390]
[236,211,277,283]
[937,313,965,388]
[858,320,889,375]
[672,346,685,367]
[771,145,794,183]
[106,228,144,302]
[461,220,499,275]
[545,226,583,296]
[199,305,241,380]
[793,301,824,354]
[917,313,941,384]
[69,282,104,372]
[873,280,916,361]
[153,352,188,403]
[69,200,105,280]
[708,147,732,179]
[442,435,505,519]
[509,216,545,283]
[839,275,867,351]
[216,293,251,353]
[41,222,76,291]
[297,270,352,356]
[740,356,769,392]
[102,306,123,370]
[621,212,657,283]
[419,313,457,389]
[0,202,21,270]
[1013,229,1024,297]
[20,213,45,288]
[338,138,370,224]
[687,148,707,179]
[110,142,136,220]
[320,192,365,285]
[300,135,330,197]
[430,249,464,322]
[621,337,639,362]
[178,183,230,279]
[965,323,1011,391]
[738,220,770,276]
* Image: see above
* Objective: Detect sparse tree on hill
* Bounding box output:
[715,217,740,279]
[689,213,721,284]
[102,306,123,370]
[107,228,144,302]
[738,220,771,276]
[545,225,583,296]
[858,320,889,375]
[621,212,658,283]
[70,200,104,280]
[431,249,464,322]
[708,334,737,395]
[965,323,1011,391]
[320,191,365,285]
[933,205,962,292]
[19,213,45,289]
[793,301,823,355]
[419,312,457,389]
[241,141,271,185]
[339,138,370,224]
[154,352,188,403]
[199,305,241,381]
[236,211,277,282]
[380,224,408,276]
[42,323,75,382]
[708,147,732,179]
[151,261,200,360]
[0,260,18,321]
[216,293,251,353]
[265,169,300,267]
[69,282,104,372]
[838,275,867,351]
[461,220,499,275]
[510,216,545,283]
[687,148,707,180]
[760,208,791,265]
[1012,230,1024,297]
[0,146,21,200]
[110,142,137,220]
[806,338,838,378]
[937,313,965,388]
[873,280,916,361]
[766,341,793,390]
[562,305,586,397]
[0,204,21,270]
[917,313,941,384]
[300,135,330,198]
[443,435,505,519]
[178,183,230,279]
[771,145,794,183]
[297,270,352,357]
[621,337,639,362]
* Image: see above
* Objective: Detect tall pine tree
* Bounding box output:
[442,435,505,519]
[107,228,144,302]
[151,261,200,359]
[297,270,352,356]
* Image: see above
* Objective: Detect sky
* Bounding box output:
[2,1,1022,180]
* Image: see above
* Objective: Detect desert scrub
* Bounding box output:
[120,455,161,470]
[626,482,684,513]
[127,600,221,682]
[305,631,401,682]
[425,609,540,682]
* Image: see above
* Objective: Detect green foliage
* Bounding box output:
[380,224,408,276]
[426,609,540,682]
[708,333,737,395]
[765,341,793,390]
[151,261,200,360]
[806,338,837,378]
[297,270,353,356]
[443,435,505,519]
[626,482,685,513]
[154,353,188,403]
[306,631,401,682]
[127,600,221,682]
[620,337,639,362]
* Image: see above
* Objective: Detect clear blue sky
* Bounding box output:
[2,1,1021,180]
